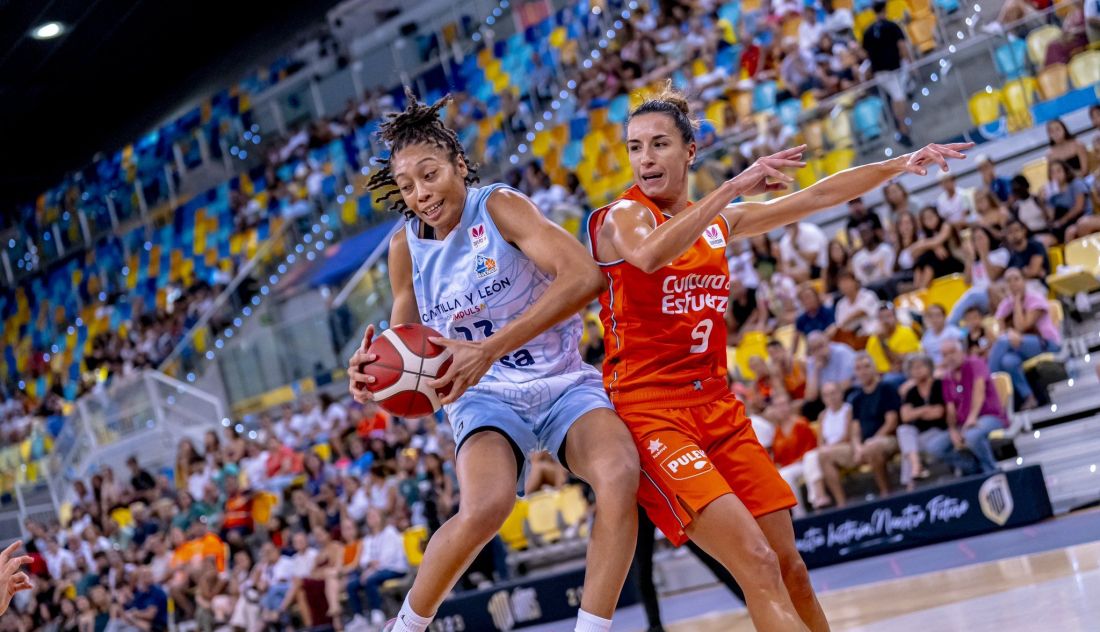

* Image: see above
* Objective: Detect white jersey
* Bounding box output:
[403,184,585,417]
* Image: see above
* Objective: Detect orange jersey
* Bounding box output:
[588,185,731,406]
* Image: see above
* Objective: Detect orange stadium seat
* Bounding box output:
[1037,64,1069,99]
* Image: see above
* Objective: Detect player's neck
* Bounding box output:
[654,193,690,217]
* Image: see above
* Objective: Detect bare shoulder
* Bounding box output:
[602,198,655,231]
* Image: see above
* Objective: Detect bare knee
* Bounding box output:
[738,538,785,591]
[587,447,640,501]
[777,550,813,597]
[454,494,514,542]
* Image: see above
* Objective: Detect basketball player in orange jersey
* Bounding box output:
[588,89,971,631]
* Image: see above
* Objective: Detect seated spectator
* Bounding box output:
[798,6,825,50]
[261,531,317,625]
[766,338,807,402]
[805,382,854,509]
[911,206,964,289]
[949,227,1009,325]
[935,172,975,229]
[941,339,1008,474]
[973,189,1013,241]
[845,197,886,249]
[824,239,851,295]
[992,267,1063,409]
[1004,218,1051,289]
[975,154,1013,203]
[819,353,900,504]
[962,306,996,359]
[1009,176,1053,244]
[125,568,171,632]
[898,355,954,490]
[346,509,408,627]
[822,0,855,39]
[851,223,896,298]
[921,304,964,366]
[795,283,836,337]
[834,270,880,347]
[779,222,828,283]
[802,331,857,420]
[884,181,923,216]
[1045,118,1090,179]
[890,210,919,292]
[767,393,819,517]
[865,304,920,385]
[1045,159,1092,243]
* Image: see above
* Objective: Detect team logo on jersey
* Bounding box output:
[469,224,489,250]
[647,438,667,458]
[703,224,726,249]
[475,254,498,279]
[661,444,713,480]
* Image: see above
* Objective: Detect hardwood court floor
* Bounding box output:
[664,541,1100,632]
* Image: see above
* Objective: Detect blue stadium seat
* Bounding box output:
[994,39,1028,80]
[562,140,583,169]
[752,81,777,112]
[776,99,802,129]
[608,95,631,123]
[853,96,885,141]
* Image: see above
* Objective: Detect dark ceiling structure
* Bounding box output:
[0,0,344,212]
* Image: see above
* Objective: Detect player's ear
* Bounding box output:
[686,140,697,167]
[455,154,469,180]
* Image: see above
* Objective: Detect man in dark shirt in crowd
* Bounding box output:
[862,0,912,145]
[795,284,836,337]
[818,353,900,505]
[127,456,157,501]
[845,197,885,248]
[1004,218,1050,282]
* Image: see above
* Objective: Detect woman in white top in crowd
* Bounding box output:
[806,382,853,510]
[948,226,1009,326]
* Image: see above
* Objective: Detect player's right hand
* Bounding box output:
[347,325,379,404]
[729,145,806,196]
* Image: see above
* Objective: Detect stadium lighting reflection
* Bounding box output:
[31,22,65,40]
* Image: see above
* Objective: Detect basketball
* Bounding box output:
[361,324,453,417]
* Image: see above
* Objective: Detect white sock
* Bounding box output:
[575,609,613,632]
[390,595,432,632]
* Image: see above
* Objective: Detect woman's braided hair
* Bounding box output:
[366,87,480,218]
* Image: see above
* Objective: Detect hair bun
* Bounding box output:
[654,85,691,117]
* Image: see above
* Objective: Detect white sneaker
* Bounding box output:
[980,22,1004,35]
[1076,292,1091,314]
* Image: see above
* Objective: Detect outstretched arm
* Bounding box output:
[599,147,806,273]
[428,188,606,403]
[722,143,973,237]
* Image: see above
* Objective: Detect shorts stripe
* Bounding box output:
[642,468,686,531]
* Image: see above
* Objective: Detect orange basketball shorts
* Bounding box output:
[619,392,796,546]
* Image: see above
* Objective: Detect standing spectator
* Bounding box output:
[949,227,1009,325]
[779,222,828,282]
[935,172,975,229]
[865,304,920,384]
[768,393,819,517]
[992,267,1062,409]
[834,270,881,345]
[850,223,896,297]
[346,510,408,627]
[897,355,954,490]
[819,354,900,504]
[861,0,913,146]
[1003,219,1051,286]
[975,154,1013,203]
[802,331,858,420]
[940,339,1008,474]
[795,283,836,337]
[921,304,964,366]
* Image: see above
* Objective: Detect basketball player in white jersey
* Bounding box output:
[346,91,643,632]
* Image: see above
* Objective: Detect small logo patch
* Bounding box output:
[470,224,489,250]
[661,444,714,480]
[475,254,498,279]
[647,438,667,458]
[703,224,726,249]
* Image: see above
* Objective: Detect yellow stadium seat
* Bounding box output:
[499,498,529,550]
[824,148,855,174]
[705,100,728,132]
[801,121,826,152]
[854,11,876,42]
[526,490,562,544]
[1026,25,1063,66]
[907,0,933,17]
[403,526,428,567]
[1001,78,1038,131]
[1037,63,1069,100]
[823,110,854,148]
[734,331,770,379]
[1048,299,1064,331]
[908,15,938,54]
[781,16,802,41]
[312,443,332,462]
[927,274,969,312]
[796,161,822,190]
[968,90,1002,127]
[549,27,567,49]
[886,0,908,22]
[991,372,1013,414]
[1047,245,1064,270]
[731,90,753,119]
[558,485,589,530]
[1020,157,1048,194]
[692,58,710,77]
[1068,50,1100,88]
[110,507,134,529]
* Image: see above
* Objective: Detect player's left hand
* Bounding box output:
[427,337,496,405]
[899,142,974,176]
[0,541,33,616]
